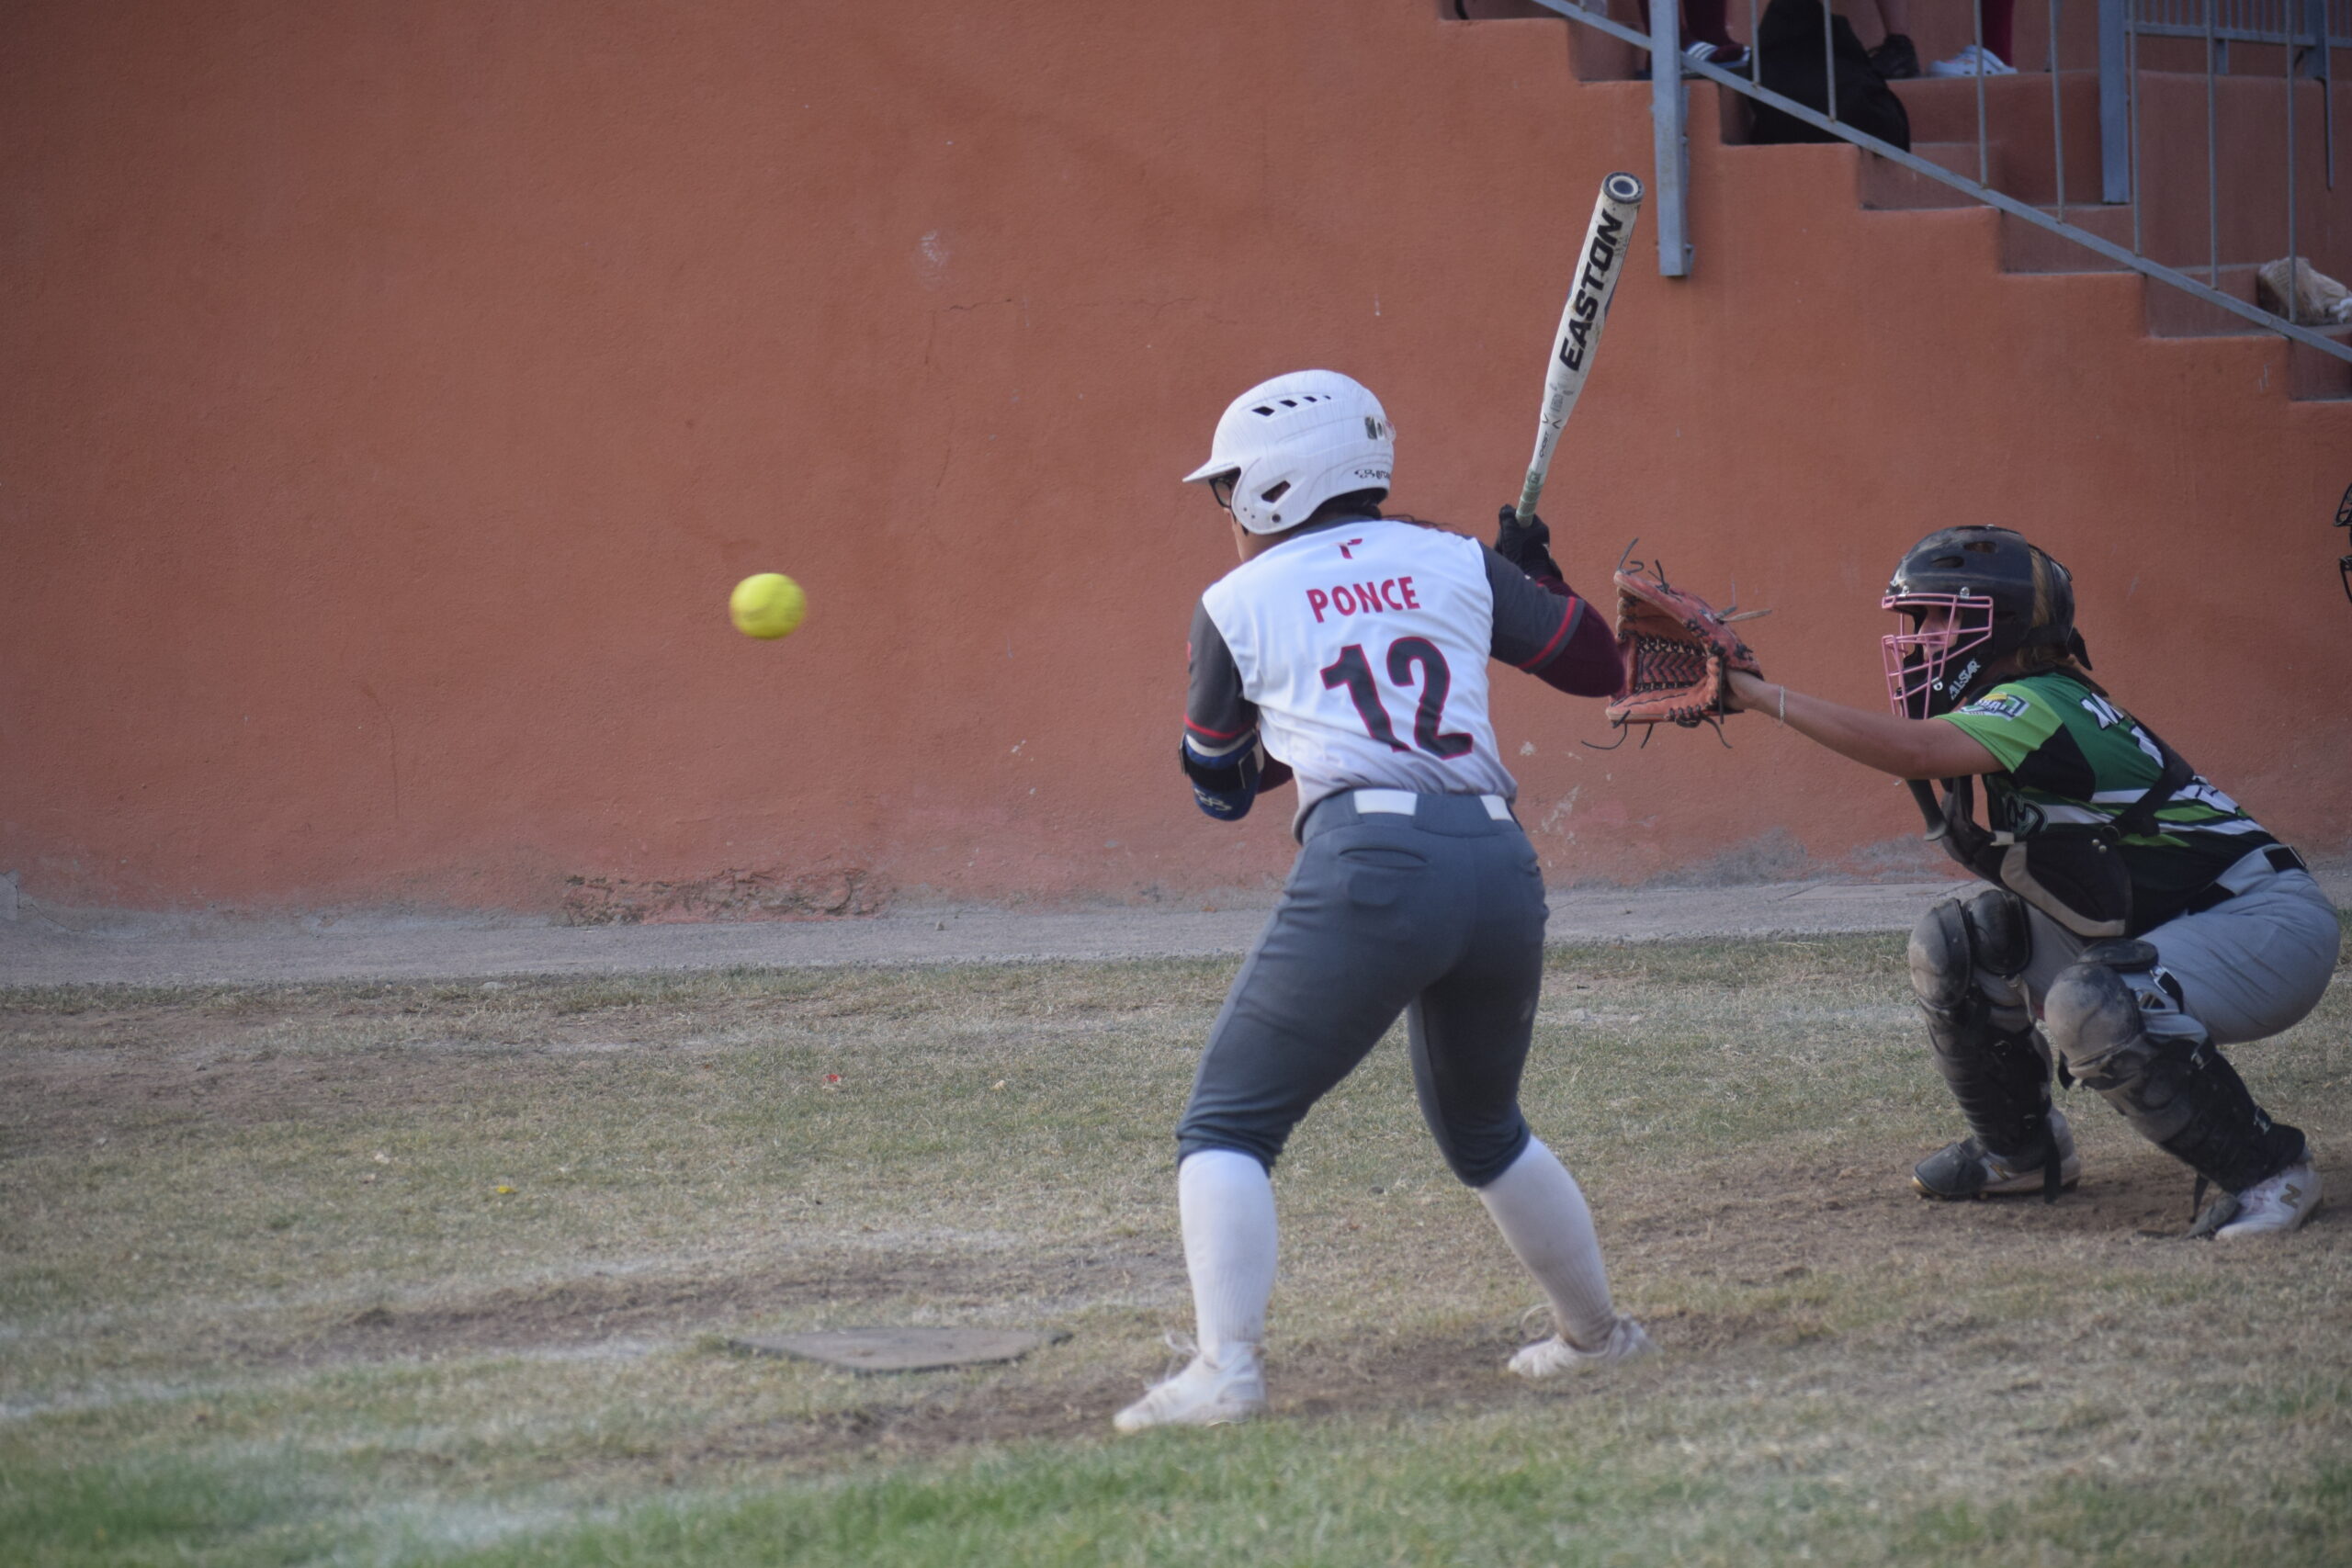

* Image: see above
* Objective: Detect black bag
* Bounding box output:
[1747,0,1911,152]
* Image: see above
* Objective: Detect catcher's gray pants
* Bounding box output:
[1983,852,2338,1047]
[1176,789,1549,1187]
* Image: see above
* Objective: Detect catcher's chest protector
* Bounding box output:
[1198,521,1516,814]
[1926,674,2271,936]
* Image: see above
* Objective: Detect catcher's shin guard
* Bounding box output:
[2044,949,2305,1197]
[1908,891,2064,1196]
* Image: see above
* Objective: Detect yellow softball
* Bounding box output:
[729,572,807,639]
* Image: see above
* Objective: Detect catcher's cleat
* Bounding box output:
[1508,1315,1657,1379]
[1912,1110,2081,1200]
[1112,1337,1267,1434]
[2194,1159,2323,1240]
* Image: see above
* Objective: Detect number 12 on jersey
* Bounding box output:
[1321,637,1472,759]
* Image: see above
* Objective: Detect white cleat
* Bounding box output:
[2211,1160,2323,1239]
[1508,1314,1657,1380]
[1927,43,2016,77]
[1112,1337,1268,1433]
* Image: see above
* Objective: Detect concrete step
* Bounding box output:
[1545,0,2098,84]
[1859,141,2097,215]
[2288,342,2352,400]
[1853,88,2108,209]
[1536,0,2101,77]
[2000,204,2137,272]
[1894,0,2103,75]
[2145,262,2265,336]
[2132,262,2352,399]
[1997,193,2342,283]
[1859,141,1986,209]
[1891,70,2098,153]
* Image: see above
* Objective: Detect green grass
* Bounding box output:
[3,935,2349,1565]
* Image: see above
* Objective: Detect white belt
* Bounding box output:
[1351,788,1513,822]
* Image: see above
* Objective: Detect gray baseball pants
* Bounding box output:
[1985,856,2338,1046]
[1177,789,1550,1187]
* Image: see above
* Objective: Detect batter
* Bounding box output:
[1114,369,1648,1434]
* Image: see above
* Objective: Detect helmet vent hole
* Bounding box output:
[1963,541,1998,554]
[1260,481,1291,503]
[1250,405,1275,416]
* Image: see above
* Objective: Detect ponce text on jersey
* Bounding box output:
[1306,575,1421,623]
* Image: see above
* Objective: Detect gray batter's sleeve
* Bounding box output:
[1185,599,1259,762]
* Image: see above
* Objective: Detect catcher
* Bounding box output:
[1685,526,2335,1236]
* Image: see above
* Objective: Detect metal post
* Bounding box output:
[1652,0,1692,276]
[1973,0,1992,185]
[2287,2,2299,296]
[1824,0,1839,124]
[2312,0,2334,189]
[2052,0,2070,212]
[2130,3,2144,251]
[2100,0,2132,201]
[2206,0,2220,286]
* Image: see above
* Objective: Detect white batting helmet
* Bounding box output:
[1182,370,1394,535]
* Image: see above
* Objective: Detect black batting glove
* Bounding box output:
[1495,505,1563,582]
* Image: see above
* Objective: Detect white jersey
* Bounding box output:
[1193,520,1518,818]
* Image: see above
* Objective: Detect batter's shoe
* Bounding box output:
[1112,1336,1267,1433]
[1508,1314,1657,1380]
[1913,1110,2080,1200]
[2200,1159,2323,1239]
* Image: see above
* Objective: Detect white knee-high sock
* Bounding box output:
[1177,1148,1277,1366]
[1477,1137,1620,1348]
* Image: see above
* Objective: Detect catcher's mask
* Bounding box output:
[1882,526,2086,718]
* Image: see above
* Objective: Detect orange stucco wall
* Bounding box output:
[4,2,2347,917]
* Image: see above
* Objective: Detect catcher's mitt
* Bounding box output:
[1604,563,1765,729]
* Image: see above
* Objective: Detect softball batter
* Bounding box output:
[1114,369,1646,1434]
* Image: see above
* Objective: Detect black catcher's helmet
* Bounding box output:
[1881,526,2089,718]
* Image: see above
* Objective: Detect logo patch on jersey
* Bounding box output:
[1994,798,2047,838]
[1959,694,2029,720]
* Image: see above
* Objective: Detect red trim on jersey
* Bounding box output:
[1184,716,1251,742]
[1521,592,1623,697]
[1512,595,1581,671]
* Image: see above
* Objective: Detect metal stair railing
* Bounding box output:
[1524,0,2352,368]
[2102,0,2343,279]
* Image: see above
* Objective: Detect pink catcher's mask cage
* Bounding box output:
[1881,591,1996,718]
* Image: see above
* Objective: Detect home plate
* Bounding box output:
[729,1327,1065,1372]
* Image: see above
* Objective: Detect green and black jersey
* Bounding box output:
[1937,671,2277,927]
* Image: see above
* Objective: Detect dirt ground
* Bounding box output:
[8,868,2346,988]
[0,879,1994,986]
